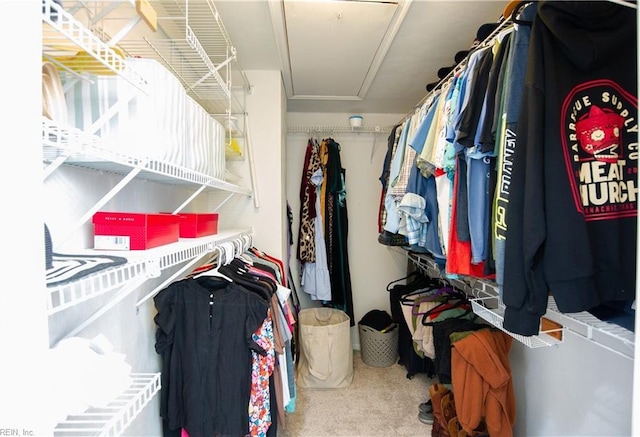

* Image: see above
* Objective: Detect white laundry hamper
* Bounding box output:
[296,307,353,389]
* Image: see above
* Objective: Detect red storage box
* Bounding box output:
[176,213,219,238]
[92,212,180,250]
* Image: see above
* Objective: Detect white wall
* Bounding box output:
[209,70,287,263]
[1,3,51,434]
[511,332,634,436]
[285,112,408,348]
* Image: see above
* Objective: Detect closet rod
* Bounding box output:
[135,250,210,310]
[134,229,253,309]
[396,10,516,125]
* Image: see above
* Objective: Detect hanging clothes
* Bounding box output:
[378,123,403,233]
[154,276,270,437]
[322,138,355,325]
[300,167,332,301]
[155,248,296,437]
[297,139,321,264]
[503,1,638,335]
[295,137,355,324]
[451,329,516,437]
[492,1,537,299]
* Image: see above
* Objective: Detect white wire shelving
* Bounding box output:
[47,228,253,316]
[287,125,392,135]
[40,4,256,436]
[48,258,146,315]
[545,296,635,359]
[53,373,161,437]
[42,117,252,196]
[407,252,635,357]
[408,252,472,294]
[111,0,251,116]
[469,280,563,348]
[42,0,148,93]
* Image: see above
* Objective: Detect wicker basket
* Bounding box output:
[358,323,399,368]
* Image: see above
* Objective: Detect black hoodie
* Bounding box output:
[503,1,638,336]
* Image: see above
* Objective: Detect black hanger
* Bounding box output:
[194,275,232,291]
[218,264,273,301]
[420,297,473,326]
[399,284,442,306]
[511,1,534,26]
[386,270,423,291]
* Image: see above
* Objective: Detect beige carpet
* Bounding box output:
[278,352,435,437]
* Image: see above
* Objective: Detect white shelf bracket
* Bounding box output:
[172,184,208,214]
[108,15,143,46]
[59,273,150,342]
[213,192,236,211]
[56,160,148,250]
[146,257,161,279]
[43,153,72,180]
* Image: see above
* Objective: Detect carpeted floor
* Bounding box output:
[278,352,435,437]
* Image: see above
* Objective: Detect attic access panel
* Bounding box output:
[283,0,399,100]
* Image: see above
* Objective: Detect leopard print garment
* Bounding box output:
[297,139,322,263]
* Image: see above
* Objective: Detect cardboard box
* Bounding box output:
[175,213,219,238]
[93,212,180,250]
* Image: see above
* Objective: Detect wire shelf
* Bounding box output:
[47,258,146,315]
[407,252,472,294]
[470,281,564,348]
[42,118,252,196]
[546,296,635,359]
[115,0,249,115]
[42,0,147,92]
[408,252,564,348]
[53,373,160,437]
[46,228,253,315]
[407,252,635,356]
[287,125,392,135]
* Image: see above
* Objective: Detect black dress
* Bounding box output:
[154,276,269,437]
[323,138,355,325]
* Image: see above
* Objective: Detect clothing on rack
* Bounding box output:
[378,1,637,335]
[154,276,269,437]
[451,329,516,437]
[322,138,355,325]
[296,137,355,325]
[387,271,437,378]
[502,0,638,335]
[493,1,537,298]
[154,250,296,437]
[297,139,322,265]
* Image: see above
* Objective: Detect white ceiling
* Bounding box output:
[213,0,508,114]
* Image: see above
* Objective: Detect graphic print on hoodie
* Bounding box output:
[562,81,637,221]
[502,1,637,336]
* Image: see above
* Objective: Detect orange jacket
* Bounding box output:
[451,329,516,437]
